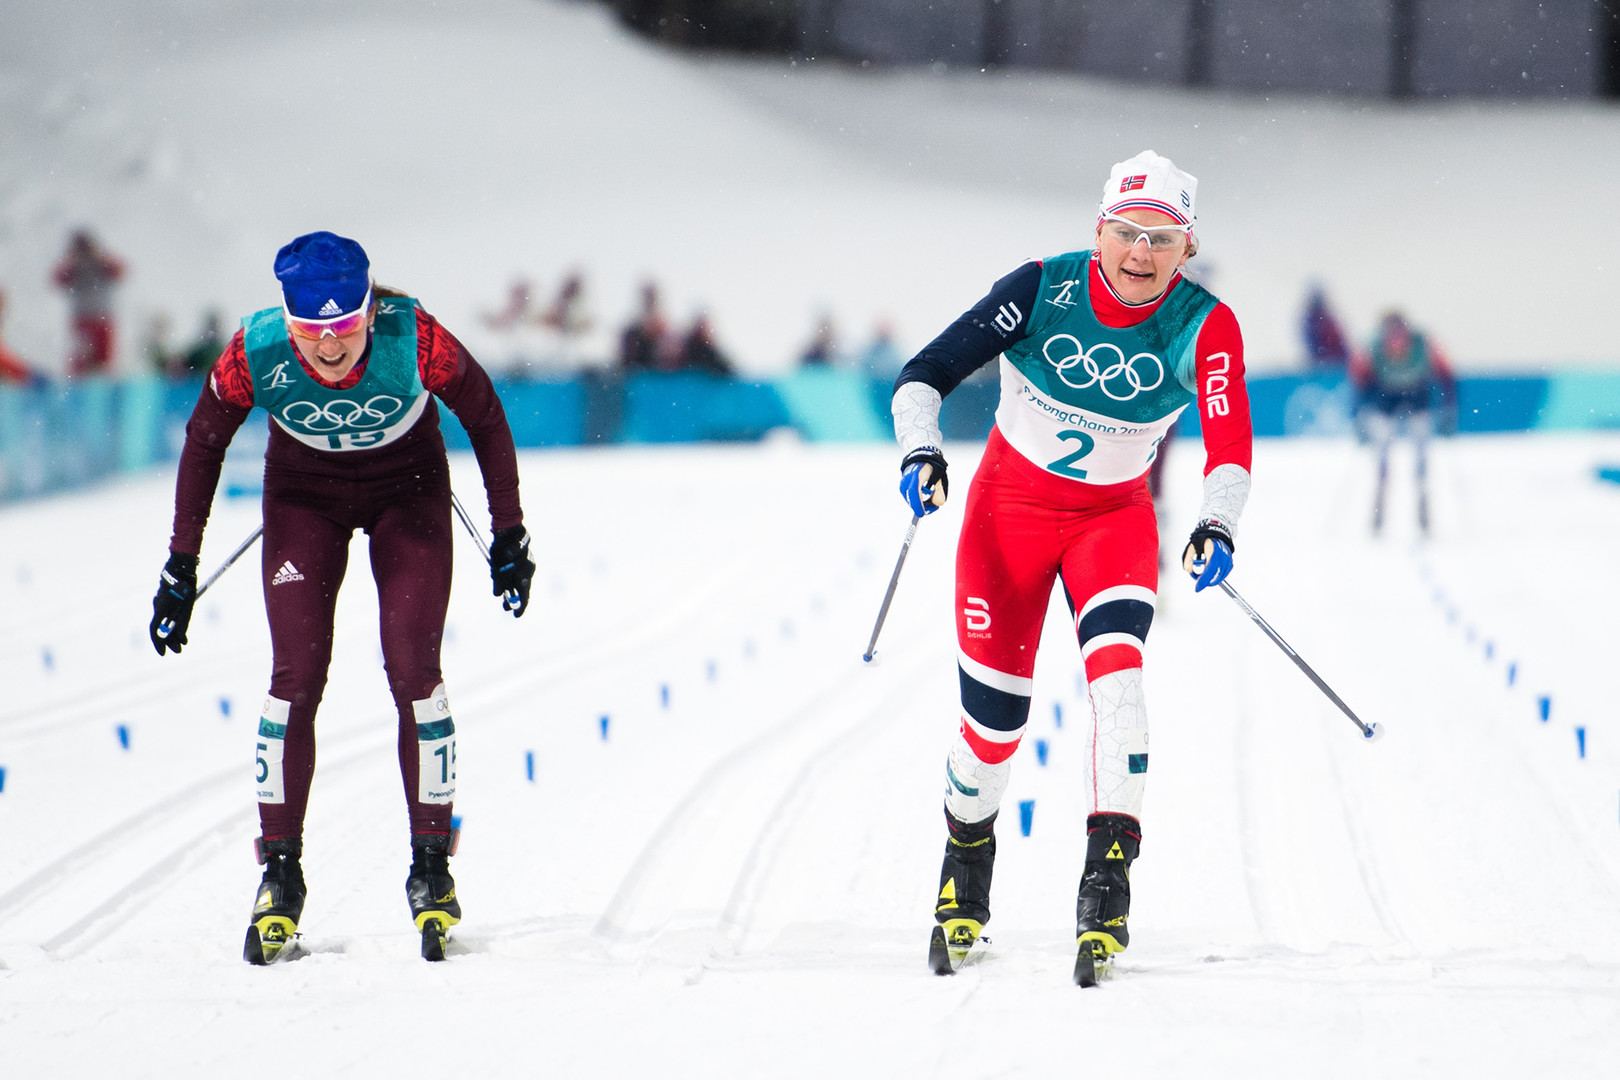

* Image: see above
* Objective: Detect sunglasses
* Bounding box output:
[1099,214,1193,252]
[284,287,374,340]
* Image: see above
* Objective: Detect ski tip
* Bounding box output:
[421,919,448,962]
[1074,938,1109,987]
[1362,722,1386,744]
[927,925,956,976]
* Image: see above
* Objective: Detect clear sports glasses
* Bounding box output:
[284,287,374,339]
[1099,214,1193,252]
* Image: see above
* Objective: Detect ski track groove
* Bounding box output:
[714,670,923,950]
[1317,700,1408,948]
[0,717,397,955]
[593,650,930,953]
[3,537,855,963]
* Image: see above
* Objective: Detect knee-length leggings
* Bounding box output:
[253,457,456,843]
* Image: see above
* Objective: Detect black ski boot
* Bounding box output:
[244,837,306,965]
[406,830,461,961]
[928,809,996,975]
[1074,812,1141,987]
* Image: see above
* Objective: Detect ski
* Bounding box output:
[420,918,448,962]
[243,918,299,965]
[1073,936,1114,987]
[928,923,988,975]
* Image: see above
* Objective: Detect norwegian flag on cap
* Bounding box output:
[1100,150,1198,226]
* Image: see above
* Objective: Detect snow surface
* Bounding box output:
[3,433,1620,1077]
[3,0,1620,376]
[5,2,1620,1075]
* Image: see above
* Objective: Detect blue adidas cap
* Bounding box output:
[274,231,371,319]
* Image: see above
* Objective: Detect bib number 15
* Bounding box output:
[1046,429,1095,479]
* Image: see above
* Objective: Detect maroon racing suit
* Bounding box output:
[167,304,523,844]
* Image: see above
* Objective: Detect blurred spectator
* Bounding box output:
[532,271,595,375]
[798,312,839,367]
[1351,311,1457,536]
[677,312,733,376]
[619,281,673,371]
[0,290,45,386]
[52,228,125,375]
[142,312,177,375]
[483,278,535,331]
[856,318,904,382]
[1302,285,1350,370]
[538,272,593,337]
[180,309,228,375]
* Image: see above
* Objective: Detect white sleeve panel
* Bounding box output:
[892,382,944,455]
[1197,462,1251,538]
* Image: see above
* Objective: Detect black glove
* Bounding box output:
[490,525,535,618]
[899,446,949,516]
[149,552,199,655]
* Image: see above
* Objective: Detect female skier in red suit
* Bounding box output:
[891,152,1254,983]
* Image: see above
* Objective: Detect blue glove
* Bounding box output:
[899,447,948,517]
[1181,522,1234,592]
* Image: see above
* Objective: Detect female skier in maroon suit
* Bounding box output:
[149,231,534,963]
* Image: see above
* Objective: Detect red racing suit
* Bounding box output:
[893,253,1252,826]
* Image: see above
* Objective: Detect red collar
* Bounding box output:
[1088,255,1182,329]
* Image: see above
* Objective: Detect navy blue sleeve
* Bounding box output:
[893,261,1041,396]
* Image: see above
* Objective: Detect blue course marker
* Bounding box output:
[706,660,717,682]
[599,715,610,741]
[219,696,232,718]
[1576,727,1587,759]
[116,724,130,750]
[1507,662,1518,687]
[42,648,53,671]
[1485,641,1495,661]
[660,684,670,710]
[1538,696,1551,723]
[0,766,7,794]
[1054,702,1064,730]
[525,750,535,782]
[1018,799,1035,837]
[1035,739,1049,767]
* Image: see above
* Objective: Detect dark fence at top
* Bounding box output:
[600,0,1620,99]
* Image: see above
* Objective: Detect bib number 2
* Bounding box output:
[1046,429,1096,479]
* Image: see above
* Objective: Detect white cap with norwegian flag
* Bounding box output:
[1099,150,1197,226]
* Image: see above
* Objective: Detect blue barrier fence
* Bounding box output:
[3,368,1618,503]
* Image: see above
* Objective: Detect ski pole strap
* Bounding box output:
[1217,580,1380,741]
[863,515,921,662]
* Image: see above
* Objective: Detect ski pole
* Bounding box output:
[155,523,263,640]
[1218,580,1383,742]
[862,515,922,663]
[450,490,520,608]
[450,491,491,562]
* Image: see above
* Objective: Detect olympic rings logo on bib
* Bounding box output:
[280,396,405,433]
[1041,334,1165,401]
